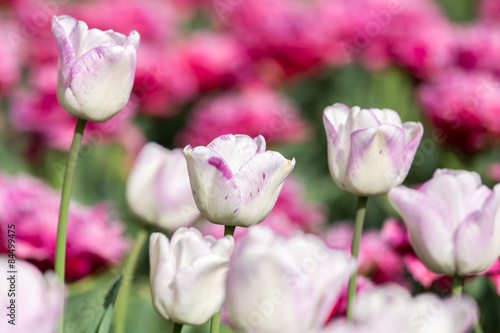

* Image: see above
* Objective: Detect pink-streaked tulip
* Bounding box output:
[183,134,295,227]
[149,228,234,325]
[226,227,355,333]
[52,15,140,122]
[389,169,500,276]
[324,284,478,333]
[200,176,326,239]
[323,103,423,196]
[126,143,200,231]
[0,256,64,333]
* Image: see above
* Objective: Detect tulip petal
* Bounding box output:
[207,134,260,173]
[401,122,423,172]
[149,233,176,318]
[172,254,230,325]
[346,124,405,195]
[347,107,381,134]
[170,227,213,271]
[126,143,165,224]
[389,186,456,275]
[235,152,295,226]
[454,187,500,275]
[78,29,120,57]
[370,108,403,127]
[52,16,79,81]
[64,45,136,122]
[184,146,241,226]
[323,109,347,187]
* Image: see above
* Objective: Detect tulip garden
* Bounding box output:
[2,0,500,332]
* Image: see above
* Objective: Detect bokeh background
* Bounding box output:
[1,0,500,332]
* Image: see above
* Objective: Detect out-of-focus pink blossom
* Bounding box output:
[72,0,177,44]
[479,0,500,24]
[179,31,252,91]
[418,70,500,152]
[132,44,198,116]
[176,86,309,147]
[453,24,500,74]
[201,176,326,239]
[220,0,349,76]
[0,18,24,94]
[325,222,407,286]
[10,64,143,152]
[0,172,130,281]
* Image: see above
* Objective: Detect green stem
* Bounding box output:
[210,308,221,333]
[474,319,484,333]
[451,276,464,297]
[346,196,368,322]
[55,118,87,333]
[224,225,236,237]
[113,227,150,333]
[172,323,183,333]
[210,225,235,333]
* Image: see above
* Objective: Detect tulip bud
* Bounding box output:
[324,285,478,333]
[183,134,295,227]
[389,169,500,276]
[149,228,234,325]
[226,227,355,333]
[127,143,201,231]
[323,103,423,196]
[52,15,139,122]
[0,256,64,333]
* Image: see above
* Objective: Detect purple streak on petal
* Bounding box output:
[263,173,266,179]
[208,156,233,180]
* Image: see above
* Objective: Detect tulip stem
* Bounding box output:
[209,225,235,333]
[54,118,87,332]
[346,196,368,322]
[224,225,236,237]
[451,276,464,297]
[173,323,183,333]
[113,226,150,333]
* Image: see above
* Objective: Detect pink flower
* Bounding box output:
[418,70,500,152]
[325,223,407,286]
[452,24,500,75]
[179,31,252,91]
[72,0,178,44]
[0,172,129,281]
[0,18,24,94]
[200,176,327,239]
[220,0,347,75]
[479,0,500,24]
[10,64,143,152]
[176,86,309,147]
[132,44,198,116]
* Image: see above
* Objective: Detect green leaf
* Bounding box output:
[86,275,123,333]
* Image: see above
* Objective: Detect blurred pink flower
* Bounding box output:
[325,222,407,286]
[453,24,500,75]
[72,0,177,44]
[179,31,252,91]
[176,85,309,147]
[0,18,24,94]
[10,64,144,153]
[418,70,500,152]
[220,0,349,76]
[0,172,130,281]
[132,44,198,116]
[479,0,500,24]
[200,176,327,239]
